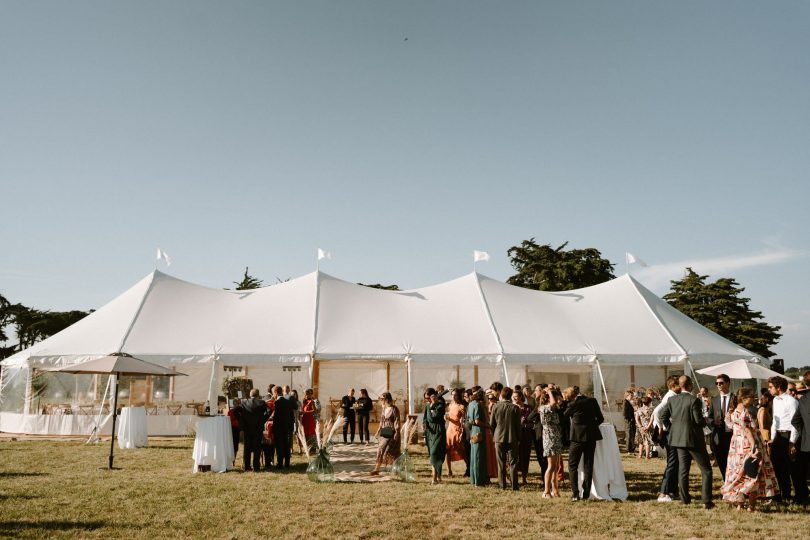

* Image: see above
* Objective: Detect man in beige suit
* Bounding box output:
[490,386,521,490]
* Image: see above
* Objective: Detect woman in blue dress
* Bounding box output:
[466,389,488,486]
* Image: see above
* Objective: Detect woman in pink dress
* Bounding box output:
[445,389,467,477]
[720,387,778,511]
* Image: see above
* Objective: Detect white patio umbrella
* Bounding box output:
[49,353,185,469]
[696,358,784,380]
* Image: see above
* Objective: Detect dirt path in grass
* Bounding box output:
[330,442,393,482]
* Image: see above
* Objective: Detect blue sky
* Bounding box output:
[1,2,808,366]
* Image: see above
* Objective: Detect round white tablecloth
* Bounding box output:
[117,406,148,449]
[577,422,628,500]
[192,416,234,473]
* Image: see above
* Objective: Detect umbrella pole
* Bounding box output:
[109,373,119,469]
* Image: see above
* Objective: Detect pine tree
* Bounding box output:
[506,239,615,291]
[233,267,263,290]
[663,268,781,358]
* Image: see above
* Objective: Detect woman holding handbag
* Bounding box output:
[466,389,488,486]
[371,392,401,475]
[720,387,778,511]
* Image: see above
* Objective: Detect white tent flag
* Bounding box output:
[317,248,332,261]
[626,252,646,267]
[473,250,490,262]
[156,248,172,266]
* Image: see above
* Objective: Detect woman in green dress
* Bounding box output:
[466,389,488,486]
[423,388,447,484]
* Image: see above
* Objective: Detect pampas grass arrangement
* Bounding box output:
[391,418,416,482]
[306,415,346,483]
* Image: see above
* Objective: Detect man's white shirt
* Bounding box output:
[771,392,799,443]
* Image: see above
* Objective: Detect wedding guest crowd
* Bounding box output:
[222,367,810,512]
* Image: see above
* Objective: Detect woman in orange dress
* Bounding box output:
[445,389,467,477]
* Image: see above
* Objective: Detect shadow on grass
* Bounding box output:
[0,493,36,501]
[0,520,109,537]
[624,470,664,502]
[0,471,48,478]
[147,445,190,450]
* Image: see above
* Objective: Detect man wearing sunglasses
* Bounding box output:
[710,374,734,480]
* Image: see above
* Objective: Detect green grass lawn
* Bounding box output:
[0,438,806,539]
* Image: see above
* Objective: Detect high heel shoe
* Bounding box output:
[542,493,551,499]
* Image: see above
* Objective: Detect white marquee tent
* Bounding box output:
[0,269,762,435]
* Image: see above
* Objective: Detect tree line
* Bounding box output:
[0,240,781,359]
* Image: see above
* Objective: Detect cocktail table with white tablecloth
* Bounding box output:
[192,416,234,473]
[117,406,148,449]
[576,422,628,500]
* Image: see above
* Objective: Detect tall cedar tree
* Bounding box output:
[506,239,615,291]
[663,268,781,358]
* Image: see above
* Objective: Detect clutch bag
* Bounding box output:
[743,456,760,478]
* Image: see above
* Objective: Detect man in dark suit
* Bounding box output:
[340,388,356,444]
[489,386,521,490]
[240,388,269,472]
[272,387,294,468]
[564,386,604,501]
[790,371,810,505]
[528,384,549,479]
[660,375,714,509]
[623,390,636,454]
[709,373,734,480]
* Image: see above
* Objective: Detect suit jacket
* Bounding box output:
[240,397,269,433]
[340,395,356,417]
[791,393,810,452]
[660,392,704,448]
[564,395,604,443]
[490,400,521,444]
[527,407,544,439]
[709,393,734,444]
[271,394,294,432]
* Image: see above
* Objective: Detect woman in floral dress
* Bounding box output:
[634,396,654,459]
[538,388,562,498]
[720,387,778,511]
[371,392,401,474]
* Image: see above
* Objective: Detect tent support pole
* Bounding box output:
[595,358,613,427]
[685,358,700,388]
[406,356,414,415]
[109,374,120,469]
[307,354,315,391]
[23,366,33,416]
[500,355,510,387]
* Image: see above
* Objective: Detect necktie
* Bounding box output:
[722,395,727,416]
